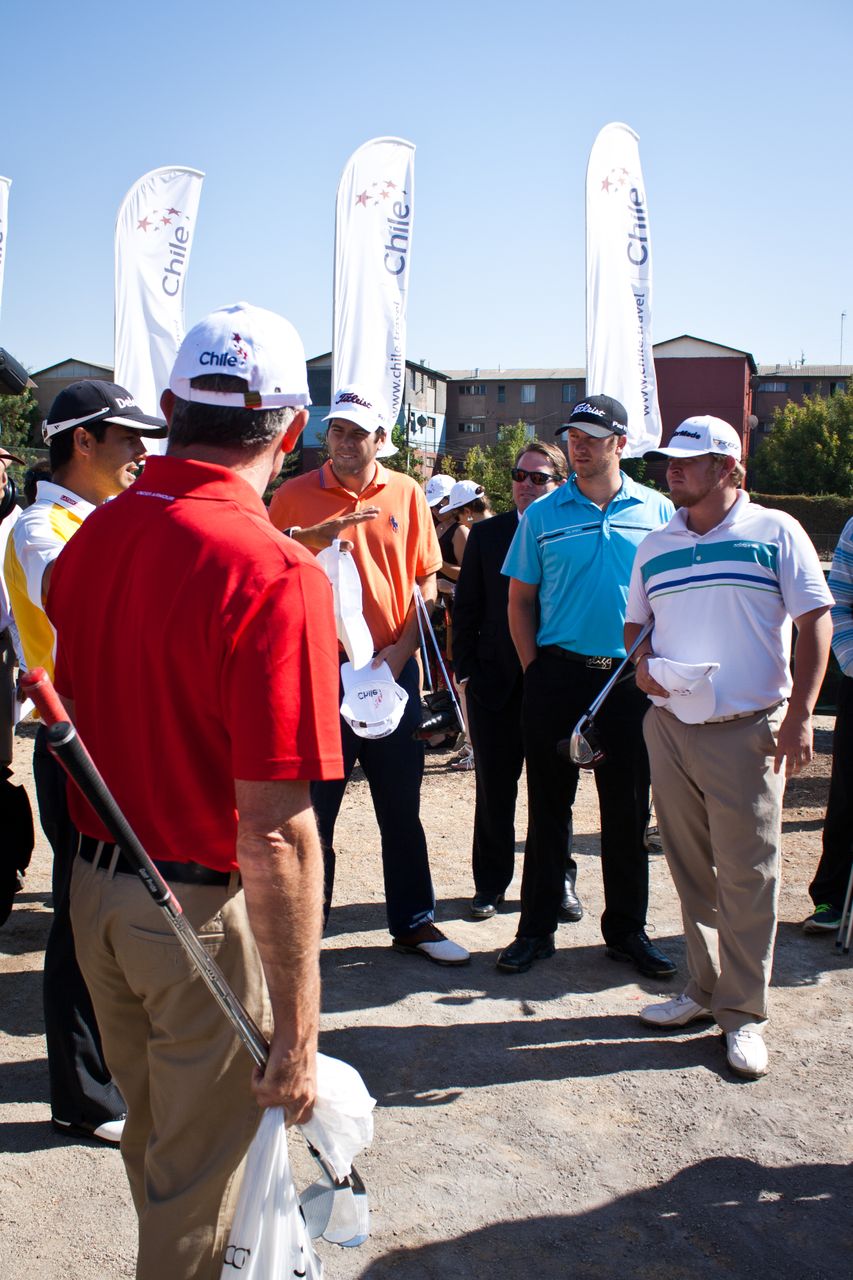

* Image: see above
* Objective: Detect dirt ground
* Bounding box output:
[1,719,851,1280]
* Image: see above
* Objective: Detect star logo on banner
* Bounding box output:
[135,206,193,234]
[600,166,633,195]
[356,179,407,209]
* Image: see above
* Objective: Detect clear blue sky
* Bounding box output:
[2,0,851,377]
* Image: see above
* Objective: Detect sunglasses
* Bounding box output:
[510,468,560,486]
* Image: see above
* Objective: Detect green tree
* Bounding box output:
[462,421,534,513]
[750,386,853,496]
[382,423,424,482]
[0,388,42,461]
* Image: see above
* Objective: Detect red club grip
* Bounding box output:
[19,667,69,726]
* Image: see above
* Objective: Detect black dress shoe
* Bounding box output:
[558,878,584,923]
[496,933,556,973]
[470,891,505,920]
[605,930,676,978]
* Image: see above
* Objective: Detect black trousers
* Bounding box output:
[467,681,577,898]
[34,728,124,1127]
[810,674,853,910]
[311,657,436,939]
[519,650,651,942]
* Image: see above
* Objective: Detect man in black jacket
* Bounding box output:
[453,440,582,922]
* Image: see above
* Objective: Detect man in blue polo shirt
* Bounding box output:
[499,395,676,975]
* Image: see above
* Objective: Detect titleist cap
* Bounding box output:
[323,384,391,434]
[557,394,628,439]
[169,302,311,410]
[42,380,167,442]
[646,416,742,461]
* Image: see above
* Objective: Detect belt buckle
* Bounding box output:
[586,655,612,670]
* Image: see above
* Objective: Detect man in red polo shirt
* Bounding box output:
[270,385,469,966]
[47,303,343,1280]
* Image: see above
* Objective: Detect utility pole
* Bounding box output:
[841,311,847,365]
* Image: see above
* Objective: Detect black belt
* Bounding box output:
[78,834,236,886]
[541,645,616,670]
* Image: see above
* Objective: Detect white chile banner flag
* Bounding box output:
[115,166,204,452]
[586,123,661,457]
[0,176,11,321]
[333,137,415,457]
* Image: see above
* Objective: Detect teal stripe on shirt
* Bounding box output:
[641,538,779,585]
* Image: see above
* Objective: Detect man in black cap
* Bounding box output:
[4,379,166,1141]
[498,395,677,975]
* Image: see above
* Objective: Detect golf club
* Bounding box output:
[556,621,653,767]
[19,667,370,1245]
[413,583,465,734]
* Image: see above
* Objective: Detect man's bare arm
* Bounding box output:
[774,605,833,776]
[235,778,324,1122]
[624,620,669,699]
[289,508,380,552]
[507,578,539,671]
[373,571,438,678]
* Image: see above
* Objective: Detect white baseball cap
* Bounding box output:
[323,385,391,433]
[647,658,720,724]
[440,479,486,513]
[648,416,742,461]
[340,661,408,739]
[424,474,455,507]
[169,302,311,409]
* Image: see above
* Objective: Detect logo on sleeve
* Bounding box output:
[389,515,399,532]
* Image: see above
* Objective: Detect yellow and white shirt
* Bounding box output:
[4,481,95,679]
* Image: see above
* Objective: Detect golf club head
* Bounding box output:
[558,716,606,768]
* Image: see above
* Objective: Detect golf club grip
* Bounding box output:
[20,666,68,725]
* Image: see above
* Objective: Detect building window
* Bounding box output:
[520,384,536,404]
[523,423,535,439]
[459,383,486,396]
[561,384,577,404]
[458,422,484,433]
[830,381,845,395]
[757,381,788,392]
[497,384,506,403]
[802,381,811,395]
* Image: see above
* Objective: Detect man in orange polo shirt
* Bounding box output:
[270,385,469,965]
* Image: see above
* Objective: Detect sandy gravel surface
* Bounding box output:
[1,720,851,1279]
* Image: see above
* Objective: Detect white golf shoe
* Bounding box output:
[639,992,713,1028]
[725,1026,769,1078]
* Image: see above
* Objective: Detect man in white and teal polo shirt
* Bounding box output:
[500,394,676,978]
[626,416,833,1079]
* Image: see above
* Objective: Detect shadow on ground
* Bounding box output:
[359,1156,851,1280]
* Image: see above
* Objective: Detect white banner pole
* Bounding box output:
[114,165,204,451]
[333,137,415,458]
[586,123,661,456]
[0,177,11,322]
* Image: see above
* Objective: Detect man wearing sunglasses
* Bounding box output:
[453,441,581,922]
[499,395,676,977]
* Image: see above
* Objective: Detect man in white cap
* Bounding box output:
[625,415,833,1079]
[5,379,169,1145]
[47,303,342,1278]
[270,385,469,965]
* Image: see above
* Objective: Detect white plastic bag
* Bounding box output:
[300,1053,376,1181]
[221,1107,322,1278]
[316,540,374,670]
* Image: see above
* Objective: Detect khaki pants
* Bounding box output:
[643,704,785,1032]
[70,855,272,1280]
